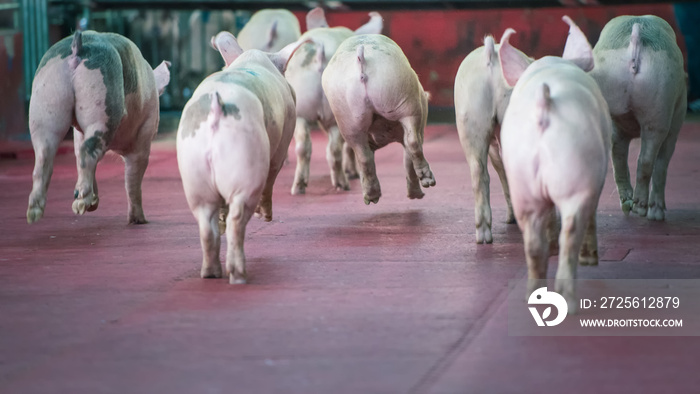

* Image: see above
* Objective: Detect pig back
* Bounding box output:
[502,59,611,197]
[238,9,301,52]
[591,15,685,117]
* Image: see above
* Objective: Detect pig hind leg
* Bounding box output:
[225,196,257,284]
[488,137,516,225]
[648,110,684,221]
[27,84,74,223]
[631,127,666,217]
[343,142,359,179]
[122,116,158,224]
[520,209,551,300]
[611,127,634,214]
[325,125,350,191]
[291,117,311,195]
[335,114,380,205]
[401,116,436,189]
[404,148,424,200]
[555,200,595,314]
[457,117,493,244]
[256,123,293,221]
[196,202,222,279]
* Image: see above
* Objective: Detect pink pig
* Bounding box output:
[322,34,435,205]
[499,17,612,312]
[176,32,302,284]
[454,30,532,244]
[27,30,170,224]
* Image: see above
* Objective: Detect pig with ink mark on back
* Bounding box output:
[27,30,170,224]
[176,32,301,284]
[322,34,436,205]
[286,7,383,194]
[499,17,612,313]
[590,15,687,221]
[454,30,531,244]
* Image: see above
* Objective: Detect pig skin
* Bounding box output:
[499,18,612,313]
[27,30,170,224]
[590,15,687,221]
[322,34,435,205]
[454,30,531,244]
[177,32,299,284]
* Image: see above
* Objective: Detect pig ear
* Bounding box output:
[306,7,329,30]
[153,60,171,96]
[211,31,244,67]
[354,12,383,35]
[498,28,530,87]
[268,38,313,74]
[562,15,594,72]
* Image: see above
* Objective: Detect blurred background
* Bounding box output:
[0,0,695,143]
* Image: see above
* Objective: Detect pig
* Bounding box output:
[26,30,171,224]
[285,7,383,194]
[499,17,612,313]
[322,34,435,205]
[454,30,531,244]
[589,15,687,221]
[176,31,301,284]
[237,9,301,52]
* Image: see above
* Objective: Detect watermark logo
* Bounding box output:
[528,287,567,327]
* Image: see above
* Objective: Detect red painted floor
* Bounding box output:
[1,120,699,393]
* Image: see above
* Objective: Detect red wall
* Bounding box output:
[295,4,682,108]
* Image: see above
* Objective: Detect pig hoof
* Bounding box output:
[632,203,647,217]
[621,200,634,215]
[229,272,247,285]
[255,204,272,222]
[72,199,87,215]
[86,196,99,212]
[407,188,424,200]
[505,214,516,224]
[345,171,359,180]
[291,183,306,195]
[647,205,665,221]
[579,254,599,266]
[128,215,148,225]
[201,265,223,279]
[336,184,350,192]
[476,227,493,244]
[418,168,436,188]
[363,195,380,205]
[26,206,44,224]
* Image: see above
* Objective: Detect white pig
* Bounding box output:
[27,30,170,224]
[237,9,301,52]
[286,7,383,194]
[590,15,687,221]
[176,32,301,284]
[454,30,531,244]
[322,34,435,205]
[499,17,612,312]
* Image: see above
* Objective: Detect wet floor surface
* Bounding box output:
[1,121,699,393]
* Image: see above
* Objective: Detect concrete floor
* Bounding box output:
[1,120,699,393]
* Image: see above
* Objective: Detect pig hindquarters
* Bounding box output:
[322,34,435,205]
[499,19,612,313]
[27,31,170,224]
[591,15,687,221]
[454,31,525,244]
[285,9,383,195]
[177,32,297,284]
